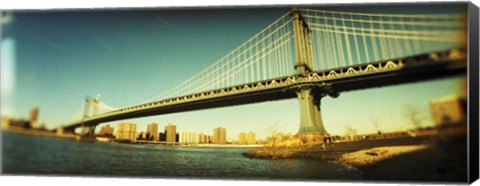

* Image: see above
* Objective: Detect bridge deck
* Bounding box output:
[60,50,467,131]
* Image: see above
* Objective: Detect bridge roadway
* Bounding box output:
[59,49,467,132]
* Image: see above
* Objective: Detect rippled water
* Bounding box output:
[2,132,362,180]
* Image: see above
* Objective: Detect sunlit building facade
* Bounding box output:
[115,122,137,142]
[213,127,226,144]
[165,124,177,143]
[246,132,256,144]
[147,123,159,141]
[179,131,199,144]
[198,133,212,144]
[99,125,114,136]
[199,133,207,143]
[238,132,246,144]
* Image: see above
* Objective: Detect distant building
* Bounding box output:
[159,132,166,141]
[179,131,199,144]
[165,124,177,143]
[137,131,147,140]
[199,133,212,143]
[29,107,38,128]
[1,116,11,129]
[115,122,137,142]
[9,119,30,129]
[238,132,256,144]
[207,135,212,143]
[99,125,114,137]
[246,132,256,144]
[137,132,143,140]
[199,133,206,143]
[238,132,246,144]
[430,95,466,126]
[213,127,227,144]
[147,123,159,141]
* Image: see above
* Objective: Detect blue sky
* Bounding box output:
[0,4,467,140]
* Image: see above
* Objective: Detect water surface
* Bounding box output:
[2,132,362,180]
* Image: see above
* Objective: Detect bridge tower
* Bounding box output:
[291,8,329,134]
[83,97,91,118]
[81,97,98,139]
[92,97,99,116]
[83,96,100,118]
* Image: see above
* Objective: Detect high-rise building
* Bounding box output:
[165,124,177,143]
[213,128,220,144]
[220,127,226,144]
[213,127,227,144]
[199,133,212,144]
[147,123,159,141]
[159,132,166,141]
[238,132,246,144]
[99,125,114,137]
[115,122,137,142]
[199,133,206,143]
[29,107,38,128]
[138,131,147,140]
[179,131,199,144]
[206,135,212,143]
[430,95,466,126]
[247,132,256,144]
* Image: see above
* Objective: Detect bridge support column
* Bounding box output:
[89,125,96,138]
[57,126,75,135]
[84,97,91,118]
[296,88,328,134]
[82,125,96,139]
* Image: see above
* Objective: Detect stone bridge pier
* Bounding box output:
[294,84,339,135]
[81,125,96,138]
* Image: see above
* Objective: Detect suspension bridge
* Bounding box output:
[55,8,467,137]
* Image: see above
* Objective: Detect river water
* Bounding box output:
[2,132,362,180]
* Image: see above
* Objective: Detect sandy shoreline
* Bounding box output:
[335,145,429,167]
[243,132,468,182]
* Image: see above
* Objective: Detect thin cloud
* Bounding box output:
[90,33,115,51]
[153,12,174,29]
[36,37,71,53]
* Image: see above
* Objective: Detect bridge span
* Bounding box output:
[59,49,466,134]
[55,8,467,137]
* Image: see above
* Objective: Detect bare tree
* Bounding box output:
[404,104,423,129]
[372,118,382,134]
[344,126,357,141]
[266,121,280,147]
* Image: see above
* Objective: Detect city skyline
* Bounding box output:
[0,5,466,139]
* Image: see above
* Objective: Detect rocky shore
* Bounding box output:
[242,132,468,182]
[242,135,435,160]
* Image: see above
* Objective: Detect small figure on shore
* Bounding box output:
[322,136,334,149]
